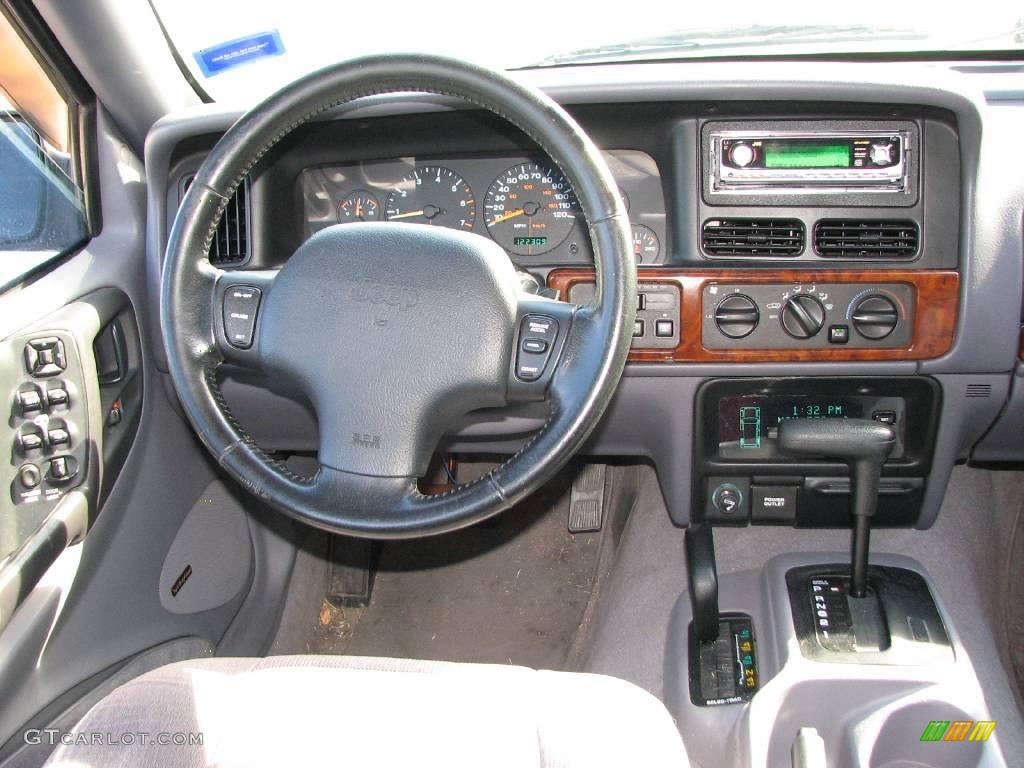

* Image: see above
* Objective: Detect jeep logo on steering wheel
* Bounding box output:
[352,280,419,311]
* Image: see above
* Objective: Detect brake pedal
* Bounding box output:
[568,463,606,533]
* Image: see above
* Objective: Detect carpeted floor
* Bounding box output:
[271,464,613,670]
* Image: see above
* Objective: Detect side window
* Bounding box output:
[0,8,90,288]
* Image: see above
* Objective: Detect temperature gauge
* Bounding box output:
[631,224,660,263]
[339,191,380,223]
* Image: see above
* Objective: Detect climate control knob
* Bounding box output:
[781,295,826,339]
[852,294,899,340]
[714,294,760,339]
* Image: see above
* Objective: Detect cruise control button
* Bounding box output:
[223,286,262,349]
[515,315,559,384]
[18,464,41,489]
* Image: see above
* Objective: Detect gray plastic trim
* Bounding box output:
[665,551,1011,768]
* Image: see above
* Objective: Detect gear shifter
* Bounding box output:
[778,419,896,597]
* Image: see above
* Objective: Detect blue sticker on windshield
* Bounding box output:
[194,30,284,77]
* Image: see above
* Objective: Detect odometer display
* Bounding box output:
[484,163,580,256]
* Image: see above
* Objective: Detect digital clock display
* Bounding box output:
[717,395,866,459]
[513,236,548,247]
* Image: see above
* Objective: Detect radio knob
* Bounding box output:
[852,295,899,340]
[781,295,826,339]
[728,143,755,168]
[714,294,760,338]
[869,142,894,166]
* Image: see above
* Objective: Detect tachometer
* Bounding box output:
[484,162,580,256]
[385,166,475,230]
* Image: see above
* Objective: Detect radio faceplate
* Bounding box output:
[712,130,911,192]
[701,120,920,207]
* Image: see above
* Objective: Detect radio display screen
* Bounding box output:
[762,142,851,169]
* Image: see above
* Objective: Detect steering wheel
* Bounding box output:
[161,55,636,538]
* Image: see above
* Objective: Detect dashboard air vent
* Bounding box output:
[814,220,918,259]
[182,176,250,266]
[702,219,804,257]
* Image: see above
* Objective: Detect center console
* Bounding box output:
[693,377,939,527]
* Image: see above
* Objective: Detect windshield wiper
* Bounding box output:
[523,24,927,68]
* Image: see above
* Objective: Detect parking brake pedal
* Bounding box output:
[326,536,376,608]
[568,464,606,533]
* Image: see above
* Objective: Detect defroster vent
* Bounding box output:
[814,220,918,259]
[702,219,804,257]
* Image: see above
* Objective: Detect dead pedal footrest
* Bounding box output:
[568,463,606,533]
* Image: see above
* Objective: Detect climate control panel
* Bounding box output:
[702,282,914,350]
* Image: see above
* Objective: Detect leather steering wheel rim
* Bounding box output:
[161,54,636,538]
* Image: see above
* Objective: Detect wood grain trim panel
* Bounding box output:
[547,268,959,363]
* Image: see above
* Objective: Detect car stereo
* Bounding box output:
[710,129,911,192]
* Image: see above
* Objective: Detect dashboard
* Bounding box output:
[148,60,1024,533]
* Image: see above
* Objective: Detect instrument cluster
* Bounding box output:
[299,150,666,265]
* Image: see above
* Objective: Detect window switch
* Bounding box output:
[18,432,43,452]
[18,390,42,415]
[47,428,70,447]
[47,387,69,407]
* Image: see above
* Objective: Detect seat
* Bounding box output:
[42,655,687,767]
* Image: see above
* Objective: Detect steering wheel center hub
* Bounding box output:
[257,221,519,477]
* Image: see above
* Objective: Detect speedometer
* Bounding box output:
[484,163,580,256]
[385,166,475,230]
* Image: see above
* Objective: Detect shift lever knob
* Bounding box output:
[778,419,896,598]
[777,419,896,521]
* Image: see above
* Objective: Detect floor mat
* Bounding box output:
[291,466,608,670]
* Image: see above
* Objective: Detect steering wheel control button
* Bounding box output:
[223,285,262,349]
[18,464,42,490]
[705,477,750,523]
[751,485,798,524]
[25,337,67,377]
[17,388,42,415]
[516,315,559,383]
[828,325,850,344]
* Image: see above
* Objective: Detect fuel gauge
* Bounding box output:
[339,191,380,223]
[631,224,660,263]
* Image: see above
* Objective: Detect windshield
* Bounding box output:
[151,0,1023,104]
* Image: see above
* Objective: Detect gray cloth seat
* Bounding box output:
[42,655,688,767]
